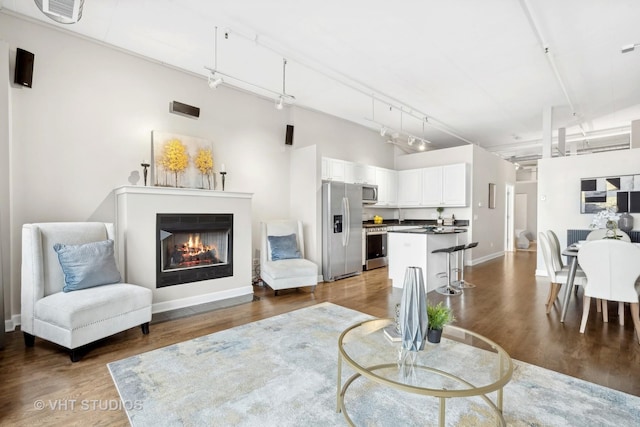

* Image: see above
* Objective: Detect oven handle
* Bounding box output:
[366,231,388,236]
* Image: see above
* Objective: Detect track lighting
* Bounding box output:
[418,141,426,151]
[205,28,295,106]
[380,127,387,137]
[621,43,640,53]
[407,136,415,146]
[208,74,223,89]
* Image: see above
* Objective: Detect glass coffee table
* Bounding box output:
[337,318,513,426]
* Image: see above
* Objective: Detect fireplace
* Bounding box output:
[156,213,233,287]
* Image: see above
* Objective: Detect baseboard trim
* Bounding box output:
[152,286,254,314]
[5,314,21,332]
[469,251,505,266]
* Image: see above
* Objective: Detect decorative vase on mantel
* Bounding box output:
[618,212,634,234]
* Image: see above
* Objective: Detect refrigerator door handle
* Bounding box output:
[344,196,350,247]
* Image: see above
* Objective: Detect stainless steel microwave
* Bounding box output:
[362,184,378,204]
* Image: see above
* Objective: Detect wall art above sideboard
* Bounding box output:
[581,175,640,214]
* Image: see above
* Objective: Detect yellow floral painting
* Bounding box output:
[151,131,215,189]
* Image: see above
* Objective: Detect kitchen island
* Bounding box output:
[388,227,467,293]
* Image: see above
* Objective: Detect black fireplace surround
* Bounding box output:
[156,213,233,287]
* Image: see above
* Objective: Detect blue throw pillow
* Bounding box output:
[54,239,122,292]
[268,234,301,261]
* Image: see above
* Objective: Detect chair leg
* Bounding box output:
[596,299,602,313]
[546,283,558,313]
[23,332,35,347]
[630,303,640,344]
[580,295,591,333]
[70,348,83,363]
[141,322,150,335]
[602,300,608,323]
[619,302,625,326]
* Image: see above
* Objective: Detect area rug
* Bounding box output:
[108,302,640,426]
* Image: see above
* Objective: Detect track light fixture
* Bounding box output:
[417,141,426,151]
[205,27,295,108]
[621,43,640,53]
[208,73,223,89]
[407,136,415,146]
[380,127,387,137]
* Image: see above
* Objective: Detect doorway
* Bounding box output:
[505,184,515,252]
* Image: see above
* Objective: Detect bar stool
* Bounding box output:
[455,242,478,289]
[433,244,466,296]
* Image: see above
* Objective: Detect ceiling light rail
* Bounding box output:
[216,23,475,146]
[205,26,294,109]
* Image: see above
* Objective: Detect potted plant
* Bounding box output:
[427,302,455,343]
[436,207,444,225]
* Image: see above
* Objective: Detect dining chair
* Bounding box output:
[586,228,631,242]
[577,239,640,342]
[539,232,587,314]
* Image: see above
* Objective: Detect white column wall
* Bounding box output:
[536,149,640,274]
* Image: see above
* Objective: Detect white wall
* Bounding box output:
[537,149,640,274]
[0,40,10,342]
[471,145,517,261]
[0,14,394,325]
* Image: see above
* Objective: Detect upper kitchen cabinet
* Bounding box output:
[398,163,468,208]
[374,167,398,206]
[441,163,467,206]
[348,163,376,185]
[421,167,443,206]
[397,169,423,206]
[321,157,346,182]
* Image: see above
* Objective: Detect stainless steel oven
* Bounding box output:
[365,225,387,270]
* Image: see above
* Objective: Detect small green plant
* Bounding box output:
[436,206,444,218]
[427,302,455,330]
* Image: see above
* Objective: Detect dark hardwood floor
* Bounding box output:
[1,250,640,425]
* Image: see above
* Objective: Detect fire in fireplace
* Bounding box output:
[156,213,233,287]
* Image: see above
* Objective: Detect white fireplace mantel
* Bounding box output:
[114,185,253,313]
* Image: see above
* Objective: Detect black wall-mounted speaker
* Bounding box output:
[285,124,294,145]
[170,101,200,119]
[14,48,35,88]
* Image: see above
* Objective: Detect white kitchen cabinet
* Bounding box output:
[374,167,398,206]
[397,163,467,207]
[421,166,443,206]
[397,169,423,206]
[442,163,467,206]
[348,163,376,184]
[321,157,346,182]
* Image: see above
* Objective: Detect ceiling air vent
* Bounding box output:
[34,0,84,24]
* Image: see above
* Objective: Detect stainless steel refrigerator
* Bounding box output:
[322,181,363,281]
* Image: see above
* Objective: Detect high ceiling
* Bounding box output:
[3,0,640,164]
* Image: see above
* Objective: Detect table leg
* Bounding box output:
[560,256,578,322]
[439,397,446,427]
[336,352,342,413]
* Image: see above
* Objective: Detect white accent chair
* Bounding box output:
[539,232,587,313]
[578,239,640,342]
[21,222,153,361]
[260,220,318,295]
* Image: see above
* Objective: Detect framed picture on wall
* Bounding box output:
[580,175,640,213]
[489,183,496,209]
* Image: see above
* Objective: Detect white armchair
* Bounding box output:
[260,220,318,295]
[21,222,152,361]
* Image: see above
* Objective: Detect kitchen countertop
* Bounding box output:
[363,219,469,227]
[388,227,467,234]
